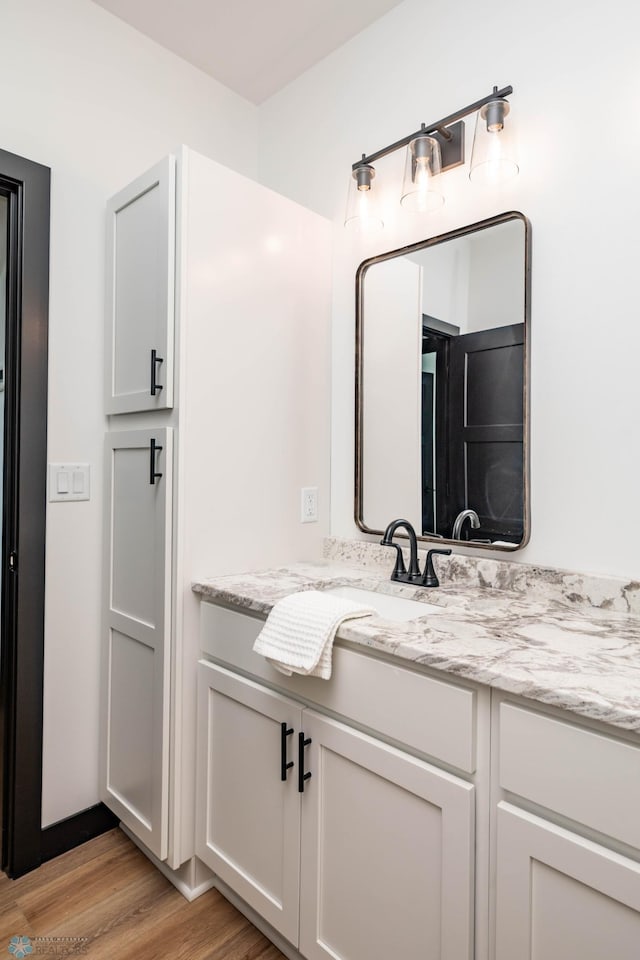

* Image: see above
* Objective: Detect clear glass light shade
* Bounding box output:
[469,100,519,184]
[344,164,384,231]
[400,136,444,213]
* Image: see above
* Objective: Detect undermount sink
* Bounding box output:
[323,585,443,622]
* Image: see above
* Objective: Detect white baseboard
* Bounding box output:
[119,824,215,902]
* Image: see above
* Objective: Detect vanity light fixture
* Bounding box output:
[345,84,516,230]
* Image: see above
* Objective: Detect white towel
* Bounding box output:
[253,590,374,680]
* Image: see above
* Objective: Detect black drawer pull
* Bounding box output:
[150,349,164,396]
[280,723,294,781]
[149,438,163,485]
[298,732,312,792]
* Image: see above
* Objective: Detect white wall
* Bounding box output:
[257,0,640,582]
[1,0,258,827]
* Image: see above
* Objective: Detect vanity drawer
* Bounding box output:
[200,601,477,773]
[499,702,640,848]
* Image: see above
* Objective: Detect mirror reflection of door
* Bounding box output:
[421,318,455,537]
[448,324,524,542]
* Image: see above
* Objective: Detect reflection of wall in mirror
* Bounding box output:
[412,222,524,335]
[362,256,422,527]
[466,226,524,332]
[411,242,470,333]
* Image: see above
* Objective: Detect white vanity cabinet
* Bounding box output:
[298,709,474,960]
[101,147,332,874]
[105,156,175,415]
[493,696,640,959]
[102,427,173,859]
[196,663,302,943]
[196,603,479,960]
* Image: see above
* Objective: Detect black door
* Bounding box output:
[0,148,50,877]
[448,323,524,542]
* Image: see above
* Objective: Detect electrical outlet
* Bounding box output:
[301,486,318,523]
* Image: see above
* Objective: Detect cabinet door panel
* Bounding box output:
[106,156,175,413]
[102,428,173,860]
[300,710,474,960]
[196,662,302,945]
[495,802,640,960]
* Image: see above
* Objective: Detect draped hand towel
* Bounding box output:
[252,591,374,679]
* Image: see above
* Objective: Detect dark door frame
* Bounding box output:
[0,147,50,878]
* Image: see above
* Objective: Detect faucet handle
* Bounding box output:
[421,548,452,588]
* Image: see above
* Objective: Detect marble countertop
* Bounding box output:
[192,556,640,734]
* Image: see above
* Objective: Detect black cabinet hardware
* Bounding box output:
[150,349,164,396]
[298,732,312,792]
[280,723,294,781]
[149,438,163,485]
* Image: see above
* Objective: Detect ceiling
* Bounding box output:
[92,0,405,104]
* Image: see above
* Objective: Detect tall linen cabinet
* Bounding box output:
[101,147,332,875]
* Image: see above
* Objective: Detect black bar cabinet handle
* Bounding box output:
[298,732,312,792]
[280,723,294,781]
[149,438,163,485]
[150,348,164,396]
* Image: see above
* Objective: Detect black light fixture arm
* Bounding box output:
[352,84,513,171]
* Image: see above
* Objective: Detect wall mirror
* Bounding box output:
[355,211,530,549]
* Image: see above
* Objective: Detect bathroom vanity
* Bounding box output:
[192,540,640,960]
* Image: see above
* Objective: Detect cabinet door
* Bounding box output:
[105,155,175,414]
[299,710,475,960]
[102,428,173,860]
[495,802,640,960]
[196,662,302,945]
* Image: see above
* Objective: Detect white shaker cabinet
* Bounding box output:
[197,605,478,960]
[299,710,474,960]
[495,803,640,960]
[196,664,302,944]
[102,428,173,860]
[101,147,332,874]
[105,156,175,414]
[494,697,640,960]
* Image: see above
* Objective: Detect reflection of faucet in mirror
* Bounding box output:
[381,519,452,586]
[452,509,480,540]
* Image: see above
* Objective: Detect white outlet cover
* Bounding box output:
[301,486,318,523]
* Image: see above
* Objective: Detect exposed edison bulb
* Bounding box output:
[469,98,519,184]
[400,136,443,213]
[344,163,383,231]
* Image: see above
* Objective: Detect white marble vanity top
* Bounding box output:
[192,540,640,733]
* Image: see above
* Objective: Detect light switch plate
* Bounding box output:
[48,463,91,502]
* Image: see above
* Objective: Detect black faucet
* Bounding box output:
[380,519,452,587]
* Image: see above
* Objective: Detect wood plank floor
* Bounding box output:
[0,829,286,960]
